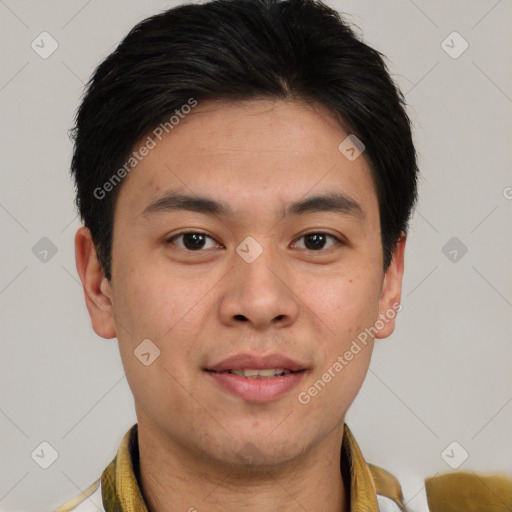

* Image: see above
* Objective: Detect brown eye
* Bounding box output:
[167,232,219,251]
[293,232,341,251]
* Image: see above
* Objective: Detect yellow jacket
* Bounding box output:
[54,423,512,512]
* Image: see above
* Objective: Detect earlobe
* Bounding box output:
[375,234,406,339]
[75,226,117,339]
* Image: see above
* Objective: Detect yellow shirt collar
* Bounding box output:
[100,423,392,511]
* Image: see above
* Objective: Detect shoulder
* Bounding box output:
[424,471,512,512]
[53,479,104,512]
[369,465,512,512]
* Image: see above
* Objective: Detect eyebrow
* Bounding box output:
[140,190,364,221]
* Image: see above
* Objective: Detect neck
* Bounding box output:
[136,419,349,512]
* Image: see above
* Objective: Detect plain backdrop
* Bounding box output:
[0,1,511,511]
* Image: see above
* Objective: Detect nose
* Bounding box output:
[218,242,300,331]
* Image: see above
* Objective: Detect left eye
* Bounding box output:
[293,232,341,251]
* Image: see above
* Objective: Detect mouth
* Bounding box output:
[204,369,306,402]
[205,352,307,373]
[204,353,308,402]
[205,368,305,379]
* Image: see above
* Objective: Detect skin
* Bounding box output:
[75,98,406,512]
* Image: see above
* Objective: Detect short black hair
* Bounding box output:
[70,0,418,280]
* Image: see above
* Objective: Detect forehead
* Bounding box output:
[114,98,378,223]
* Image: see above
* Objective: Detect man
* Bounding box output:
[56,0,511,510]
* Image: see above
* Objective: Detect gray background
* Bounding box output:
[0,1,511,510]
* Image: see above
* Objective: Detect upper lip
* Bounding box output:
[206,353,306,372]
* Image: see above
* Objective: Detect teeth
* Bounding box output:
[229,368,291,378]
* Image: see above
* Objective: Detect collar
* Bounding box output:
[100,423,401,512]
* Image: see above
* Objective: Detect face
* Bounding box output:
[76,98,405,468]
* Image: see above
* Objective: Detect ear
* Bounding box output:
[75,226,116,339]
[375,234,406,339]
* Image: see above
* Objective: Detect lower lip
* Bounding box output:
[205,370,306,403]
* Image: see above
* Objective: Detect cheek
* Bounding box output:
[296,341,373,430]
[114,271,200,419]
[113,254,199,342]
[112,257,213,387]
[297,269,382,339]
[294,268,380,406]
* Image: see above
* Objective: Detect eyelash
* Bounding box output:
[165,231,344,252]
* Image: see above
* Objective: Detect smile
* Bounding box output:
[205,368,307,402]
[217,368,296,378]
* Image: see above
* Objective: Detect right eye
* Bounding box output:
[165,231,221,251]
